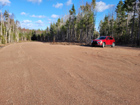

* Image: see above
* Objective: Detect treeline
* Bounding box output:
[0,10,33,44]
[2,0,140,47]
[34,0,98,44]
[99,0,140,46]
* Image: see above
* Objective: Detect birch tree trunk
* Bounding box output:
[1,10,2,36]
[75,29,76,41]
[8,16,11,43]
[137,12,140,46]
[131,3,136,44]
[0,10,3,44]
[5,29,7,44]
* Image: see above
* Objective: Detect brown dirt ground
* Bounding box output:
[0,42,140,105]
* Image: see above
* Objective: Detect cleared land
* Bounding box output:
[0,42,140,105]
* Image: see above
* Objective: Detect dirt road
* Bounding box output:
[0,42,140,105]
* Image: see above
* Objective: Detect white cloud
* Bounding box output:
[21,20,33,29]
[48,19,52,21]
[9,13,12,16]
[21,20,45,29]
[21,23,33,29]
[66,0,72,6]
[95,1,114,12]
[47,18,52,24]
[35,20,44,26]
[36,20,43,24]
[22,20,32,23]
[53,2,63,8]
[51,14,59,18]
[31,15,46,18]
[21,12,27,15]
[27,0,42,3]
[0,0,11,5]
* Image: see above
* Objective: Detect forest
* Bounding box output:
[0,0,140,46]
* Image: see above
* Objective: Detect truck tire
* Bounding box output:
[102,43,105,48]
[111,43,115,47]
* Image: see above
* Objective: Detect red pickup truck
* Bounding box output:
[91,36,115,48]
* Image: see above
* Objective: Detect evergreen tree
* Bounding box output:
[123,0,137,43]
[69,4,76,41]
[116,0,126,36]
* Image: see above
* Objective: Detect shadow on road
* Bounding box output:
[80,45,92,48]
[80,45,103,48]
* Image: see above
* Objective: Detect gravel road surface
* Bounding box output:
[0,42,140,105]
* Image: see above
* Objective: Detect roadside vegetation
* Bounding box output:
[99,0,140,46]
[0,0,140,47]
[0,10,33,44]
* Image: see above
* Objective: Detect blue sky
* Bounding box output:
[1,0,120,30]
